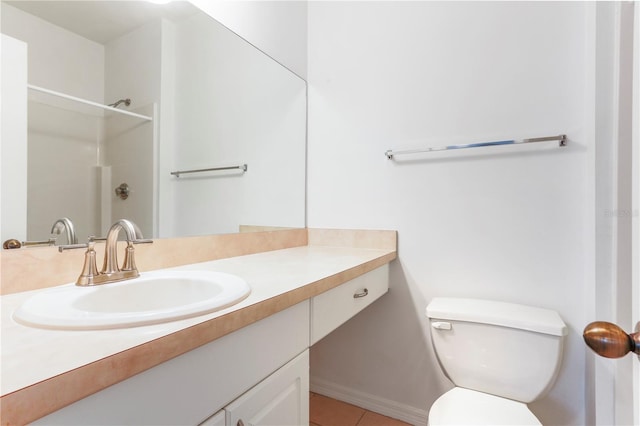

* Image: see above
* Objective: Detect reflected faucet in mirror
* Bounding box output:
[76,219,153,287]
[50,217,77,245]
[7,217,79,249]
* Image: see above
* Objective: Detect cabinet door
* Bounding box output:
[225,350,309,426]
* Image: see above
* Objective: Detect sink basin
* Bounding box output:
[13,270,251,330]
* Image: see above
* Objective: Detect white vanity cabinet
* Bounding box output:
[33,265,389,425]
[34,302,310,426]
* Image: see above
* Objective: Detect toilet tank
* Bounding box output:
[426,298,567,403]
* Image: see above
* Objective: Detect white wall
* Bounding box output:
[307,2,590,425]
[189,0,307,79]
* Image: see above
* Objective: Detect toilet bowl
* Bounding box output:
[426,298,567,426]
[428,388,541,425]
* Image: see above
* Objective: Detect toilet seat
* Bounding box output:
[428,387,542,426]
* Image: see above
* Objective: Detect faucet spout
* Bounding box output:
[102,219,138,276]
[51,217,77,245]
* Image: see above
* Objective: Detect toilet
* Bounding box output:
[426,297,568,425]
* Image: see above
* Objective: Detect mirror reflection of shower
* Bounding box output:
[1,0,307,244]
[22,95,155,244]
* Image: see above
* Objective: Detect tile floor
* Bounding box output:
[310,392,411,426]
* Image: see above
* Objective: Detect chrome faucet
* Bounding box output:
[76,219,152,286]
[51,217,78,245]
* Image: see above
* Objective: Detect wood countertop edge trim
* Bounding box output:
[0,251,397,425]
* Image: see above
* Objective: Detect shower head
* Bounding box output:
[109,98,131,108]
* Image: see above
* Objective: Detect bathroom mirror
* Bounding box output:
[0,0,306,245]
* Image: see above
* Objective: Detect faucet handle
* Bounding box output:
[132,238,153,245]
[58,236,102,252]
[58,243,89,252]
[76,241,99,286]
[122,238,152,273]
[121,241,137,272]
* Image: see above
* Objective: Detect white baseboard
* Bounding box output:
[310,377,428,426]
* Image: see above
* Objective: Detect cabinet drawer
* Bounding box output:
[310,265,389,345]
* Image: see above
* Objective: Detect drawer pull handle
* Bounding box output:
[353,288,369,298]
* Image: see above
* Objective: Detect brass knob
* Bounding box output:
[583,321,640,358]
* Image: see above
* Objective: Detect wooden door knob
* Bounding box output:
[583,321,640,358]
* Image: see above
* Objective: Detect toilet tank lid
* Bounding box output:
[426,298,568,336]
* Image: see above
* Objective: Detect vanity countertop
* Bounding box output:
[0,237,396,425]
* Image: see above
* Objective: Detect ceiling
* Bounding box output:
[5,1,198,44]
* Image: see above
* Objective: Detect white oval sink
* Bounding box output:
[13,270,251,330]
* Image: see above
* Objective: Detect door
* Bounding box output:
[632,4,639,423]
[588,2,639,425]
[613,2,639,423]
